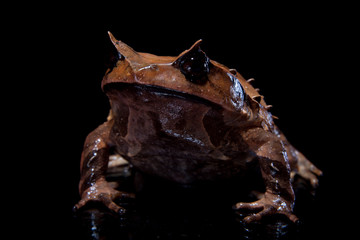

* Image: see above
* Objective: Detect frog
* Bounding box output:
[74,32,322,223]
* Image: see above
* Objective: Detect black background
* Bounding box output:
[10,2,355,239]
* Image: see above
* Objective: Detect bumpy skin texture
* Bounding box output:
[75,33,322,223]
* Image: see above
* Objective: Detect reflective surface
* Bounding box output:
[68,170,333,240]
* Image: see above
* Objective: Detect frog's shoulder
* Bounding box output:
[214,63,277,130]
[211,60,270,110]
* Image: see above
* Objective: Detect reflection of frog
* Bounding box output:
[75,32,322,223]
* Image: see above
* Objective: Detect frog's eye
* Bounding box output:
[173,40,210,84]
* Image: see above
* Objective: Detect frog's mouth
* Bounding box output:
[104,82,221,108]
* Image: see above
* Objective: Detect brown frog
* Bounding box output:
[74,32,322,223]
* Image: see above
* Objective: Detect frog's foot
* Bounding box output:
[233,193,298,224]
[295,151,323,188]
[74,178,135,214]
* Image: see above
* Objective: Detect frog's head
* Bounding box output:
[102,32,250,112]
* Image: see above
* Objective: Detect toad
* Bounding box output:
[74,32,322,223]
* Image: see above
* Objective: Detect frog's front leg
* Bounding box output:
[74,120,133,214]
[233,128,298,223]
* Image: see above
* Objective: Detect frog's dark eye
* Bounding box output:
[173,40,210,84]
[179,50,210,84]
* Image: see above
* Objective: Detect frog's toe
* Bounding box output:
[295,152,322,188]
[74,179,135,214]
[233,200,270,223]
[242,207,275,223]
[298,164,323,188]
[73,199,87,212]
[232,201,263,212]
[74,192,128,214]
[233,201,275,223]
[233,194,298,223]
[101,196,127,214]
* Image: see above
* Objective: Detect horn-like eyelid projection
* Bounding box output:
[172,39,210,84]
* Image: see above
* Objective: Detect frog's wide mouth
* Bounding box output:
[103,82,222,108]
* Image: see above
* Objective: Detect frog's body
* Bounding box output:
[75,33,322,223]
